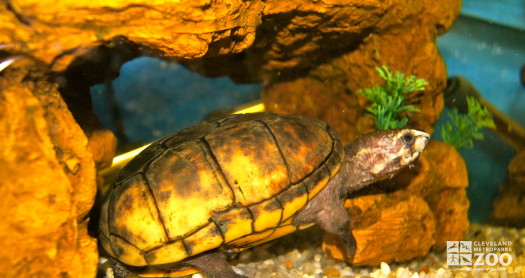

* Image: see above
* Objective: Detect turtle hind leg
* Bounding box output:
[108,253,244,278]
[182,251,247,278]
[110,258,140,278]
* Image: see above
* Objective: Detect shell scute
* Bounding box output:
[182,222,224,257]
[163,120,218,148]
[226,229,276,249]
[229,222,299,252]
[216,112,275,126]
[108,174,167,252]
[324,127,345,177]
[109,234,147,266]
[146,141,234,239]
[114,143,166,184]
[144,240,188,266]
[211,206,254,243]
[276,183,309,221]
[249,197,283,232]
[264,115,332,183]
[205,121,290,206]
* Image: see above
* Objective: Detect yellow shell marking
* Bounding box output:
[307,170,331,201]
[144,240,188,265]
[266,224,298,243]
[183,222,224,256]
[108,175,168,251]
[226,228,275,249]
[211,206,253,243]
[249,197,282,232]
[146,141,233,239]
[229,221,299,252]
[109,234,147,266]
[277,183,309,221]
[206,122,290,206]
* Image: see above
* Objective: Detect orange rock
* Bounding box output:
[87,129,117,170]
[420,140,469,189]
[2,0,265,71]
[258,0,460,141]
[258,0,458,140]
[322,141,469,265]
[262,23,447,143]
[261,78,365,143]
[414,141,469,247]
[431,188,469,247]
[323,195,436,265]
[0,63,99,277]
[381,141,469,247]
[4,0,458,84]
[491,150,525,227]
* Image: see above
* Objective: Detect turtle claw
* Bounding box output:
[338,231,357,262]
[231,266,249,278]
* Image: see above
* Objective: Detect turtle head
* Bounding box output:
[346,129,430,185]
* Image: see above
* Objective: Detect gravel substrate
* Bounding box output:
[232,223,525,278]
[103,223,525,278]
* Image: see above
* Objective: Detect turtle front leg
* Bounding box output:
[183,251,247,278]
[293,202,357,262]
[292,178,357,262]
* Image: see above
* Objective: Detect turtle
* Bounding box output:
[99,112,430,278]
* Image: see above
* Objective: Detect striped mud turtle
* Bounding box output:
[99,112,430,278]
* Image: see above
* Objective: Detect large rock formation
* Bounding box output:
[0,60,112,277]
[3,0,461,141]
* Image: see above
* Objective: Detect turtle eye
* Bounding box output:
[401,132,415,146]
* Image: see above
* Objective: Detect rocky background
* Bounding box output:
[0,0,468,276]
[491,150,525,227]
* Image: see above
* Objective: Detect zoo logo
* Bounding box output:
[446,241,513,268]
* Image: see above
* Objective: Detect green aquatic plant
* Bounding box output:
[440,96,496,149]
[359,66,427,130]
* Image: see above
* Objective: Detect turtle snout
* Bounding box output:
[413,131,430,153]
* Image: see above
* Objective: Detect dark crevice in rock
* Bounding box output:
[52,37,142,135]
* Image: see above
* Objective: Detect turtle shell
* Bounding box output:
[99,113,344,266]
